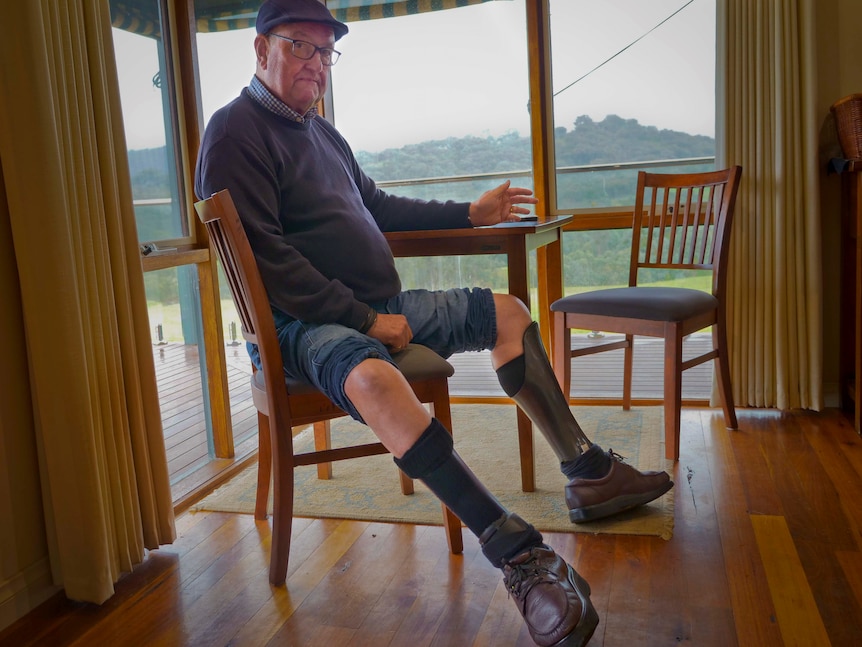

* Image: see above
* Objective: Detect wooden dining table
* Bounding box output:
[385,214,573,492]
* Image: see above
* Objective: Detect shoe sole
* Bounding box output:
[568,480,675,524]
[551,565,599,647]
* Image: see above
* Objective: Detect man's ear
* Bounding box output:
[254,33,269,70]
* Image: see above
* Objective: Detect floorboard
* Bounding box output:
[4,405,862,646]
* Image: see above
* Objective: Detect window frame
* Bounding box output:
[138,0,717,503]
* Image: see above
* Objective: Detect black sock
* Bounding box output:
[561,444,611,480]
[394,419,507,536]
[478,513,544,568]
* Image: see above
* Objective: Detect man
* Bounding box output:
[195,1,673,644]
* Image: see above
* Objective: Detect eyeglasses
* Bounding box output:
[268,34,341,66]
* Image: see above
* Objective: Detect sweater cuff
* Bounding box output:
[358,308,378,333]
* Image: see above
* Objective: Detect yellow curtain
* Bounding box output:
[717,0,823,410]
[0,0,175,604]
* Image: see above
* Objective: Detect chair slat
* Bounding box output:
[208,223,256,338]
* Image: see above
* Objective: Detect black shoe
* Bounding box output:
[502,545,599,646]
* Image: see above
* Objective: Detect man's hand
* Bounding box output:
[367,313,413,352]
[468,180,539,227]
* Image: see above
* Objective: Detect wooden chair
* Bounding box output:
[550,166,743,460]
[194,189,463,586]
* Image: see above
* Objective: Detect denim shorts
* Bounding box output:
[248,287,497,421]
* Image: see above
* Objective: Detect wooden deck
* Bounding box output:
[156,333,715,505]
[447,333,715,399]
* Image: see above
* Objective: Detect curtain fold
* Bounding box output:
[0,0,175,604]
[716,0,822,410]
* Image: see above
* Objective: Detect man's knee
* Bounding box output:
[493,293,531,329]
[344,357,406,401]
[302,327,394,420]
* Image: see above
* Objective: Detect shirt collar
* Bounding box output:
[247,75,318,123]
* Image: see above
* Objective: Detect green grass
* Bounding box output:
[565,274,711,295]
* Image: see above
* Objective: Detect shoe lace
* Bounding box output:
[505,558,556,601]
[608,448,628,463]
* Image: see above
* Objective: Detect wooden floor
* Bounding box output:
[3,406,861,646]
[160,334,715,506]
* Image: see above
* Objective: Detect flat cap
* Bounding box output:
[256,0,348,41]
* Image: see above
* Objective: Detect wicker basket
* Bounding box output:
[832,93,862,160]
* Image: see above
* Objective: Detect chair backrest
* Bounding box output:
[194,190,290,416]
[630,166,742,296]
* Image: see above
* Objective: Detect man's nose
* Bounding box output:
[305,53,325,71]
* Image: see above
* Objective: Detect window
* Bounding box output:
[192,0,538,300]
[330,1,531,187]
[112,0,242,500]
[550,0,716,213]
[549,0,717,292]
[196,25,257,126]
[121,0,720,496]
[548,1,717,400]
[111,3,189,243]
[329,0,533,296]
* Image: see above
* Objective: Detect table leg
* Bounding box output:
[507,244,536,492]
[537,235,564,357]
[516,407,536,492]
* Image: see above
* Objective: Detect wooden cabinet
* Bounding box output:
[839,161,862,434]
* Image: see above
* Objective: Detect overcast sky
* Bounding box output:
[114,0,715,152]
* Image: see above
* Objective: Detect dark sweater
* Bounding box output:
[194,89,471,330]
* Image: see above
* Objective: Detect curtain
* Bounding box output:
[0,0,175,604]
[716,0,822,410]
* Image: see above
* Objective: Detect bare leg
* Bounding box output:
[343,357,429,458]
[489,293,532,369]
[344,356,528,547]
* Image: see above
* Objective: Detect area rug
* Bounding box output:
[192,405,674,539]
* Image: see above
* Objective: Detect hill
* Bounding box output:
[128,114,713,195]
[129,115,714,293]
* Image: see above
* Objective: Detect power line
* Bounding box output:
[553,0,697,98]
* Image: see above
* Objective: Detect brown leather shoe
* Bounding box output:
[566,450,673,523]
[502,545,599,647]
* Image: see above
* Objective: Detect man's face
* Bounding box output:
[254,22,334,114]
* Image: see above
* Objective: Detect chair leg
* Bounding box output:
[516,408,535,493]
[269,433,295,586]
[255,411,272,521]
[552,311,572,398]
[432,390,464,555]
[313,420,333,480]
[398,468,415,495]
[441,503,464,555]
[663,325,684,461]
[622,334,634,411]
[713,321,738,430]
